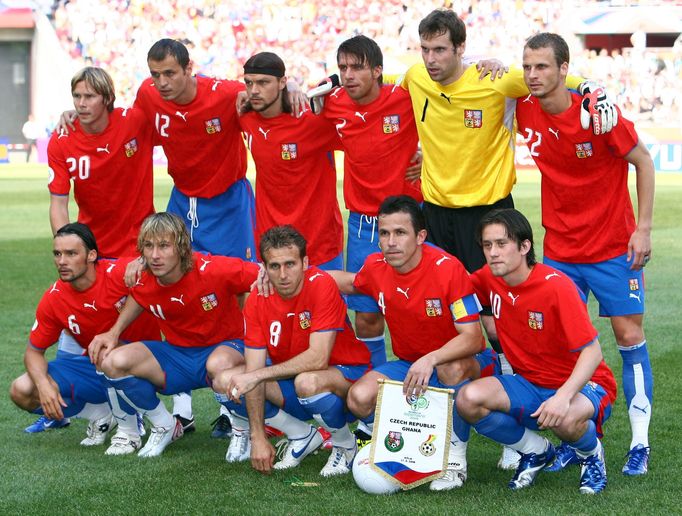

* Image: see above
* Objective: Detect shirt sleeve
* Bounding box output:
[309,275,346,332]
[243,293,266,349]
[29,292,63,350]
[47,136,71,196]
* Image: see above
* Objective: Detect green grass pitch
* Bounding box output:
[0,164,680,514]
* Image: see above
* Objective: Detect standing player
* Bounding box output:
[516,33,655,476]
[89,213,260,458]
[9,223,160,455]
[48,66,155,260]
[459,209,617,494]
[329,196,494,491]
[238,52,344,269]
[220,226,370,476]
[318,35,422,372]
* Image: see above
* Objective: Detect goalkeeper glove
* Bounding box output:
[578,81,618,135]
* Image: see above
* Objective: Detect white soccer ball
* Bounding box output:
[352,444,401,495]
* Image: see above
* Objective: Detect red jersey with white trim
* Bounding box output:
[321,84,422,215]
[29,259,161,352]
[516,93,638,262]
[134,76,247,198]
[47,108,155,258]
[239,110,343,265]
[353,244,483,362]
[471,263,616,401]
[244,267,369,366]
[130,252,259,347]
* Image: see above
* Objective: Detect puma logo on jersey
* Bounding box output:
[354,111,368,122]
[440,93,451,103]
[508,292,519,305]
[106,263,116,273]
[544,272,560,280]
[330,88,342,98]
[396,287,410,299]
[96,144,110,154]
[335,118,347,138]
[258,127,271,140]
[286,312,296,317]
[175,111,189,122]
[212,80,221,91]
[122,108,130,117]
[522,94,534,103]
[57,129,68,139]
[309,273,323,281]
[548,128,560,140]
[199,259,211,271]
[629,292,642,303]
[83,301,97,311]
[170,295,185,305]
[436,255,451,266]
[49,282,60,294]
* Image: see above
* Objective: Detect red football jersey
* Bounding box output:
[322,84,422,215]
[516,93,638,262]
[239,110,344,265]
[134,76,247,198]
[471,263,616,401]
[30,259,161,352]
[47,108,155,258]
[244,267,369,367]
[353,244,482,362]
[130,252,259,347]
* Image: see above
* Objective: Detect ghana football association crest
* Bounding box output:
[384,431,404,452]
[419,435,437,457]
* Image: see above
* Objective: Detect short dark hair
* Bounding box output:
[378,195,426,234]
[477,209,536,266]
[419,9,466,48]
[147,39,190,69]
[337,35,383,84]
[524,32,570,67]
[260,225,307,262]
[242,52,291,114]
[55,222,99,258]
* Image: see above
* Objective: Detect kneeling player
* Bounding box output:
[329,196,496,491]
[220,226,371,476]
[458,209,617,494]
[10,223,159,454]
[89,213,259,457]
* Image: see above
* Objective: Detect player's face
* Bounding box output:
[53,235,96,285]
[263,245,309,299]
[481,223,531,285]
[522,46,568,99]
[244,73,287,118]
[148,55,193,103]
[337,53,381,105]
[420,31,464,86]
[141,234,183,285]
[378,212,426,274]
[72,81,108,132]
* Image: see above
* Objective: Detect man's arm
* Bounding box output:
[88,295,144,366]
[624,140,655,270]
[325,270,358,296]
[24,345,66,420]
[531,340,604,429]
[49,195,70,235]
[404,320,483,396]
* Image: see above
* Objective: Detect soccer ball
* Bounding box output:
[352,445,400,495]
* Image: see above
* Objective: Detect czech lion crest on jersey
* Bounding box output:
[384,431,404,452]
[382,115,400,134]
[124,138,138,157]
[629,278,640,291]
[114,296,127,313]
[425,298,443,317]
[528,311,544,330]
[298,310,311,329]
[205,118,222,134]
[201,293,219,311]
[575,142,593,159]
[281,143,298,160]
[464,109,483,128]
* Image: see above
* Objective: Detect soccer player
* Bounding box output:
[459,208,617,494]
[516,33,655,476]
[319,35,423,371]
[48,66,155,259]
[238,52,344,269]
[219,226,371,476]
[329,196,495,491]
[88,212,260,457]
[9,223,160,455]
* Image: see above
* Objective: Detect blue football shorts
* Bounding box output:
[47,354,108,405]
[346,212,381,313]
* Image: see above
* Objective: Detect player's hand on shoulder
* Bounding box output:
[253,263,274,297]
[285,80,309,118]
[56,110,78,135]
[476,59,509,81]
[236,91,248,114]
[250,434,276,474]
[578,81,618,135]
[124,257,146,288]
